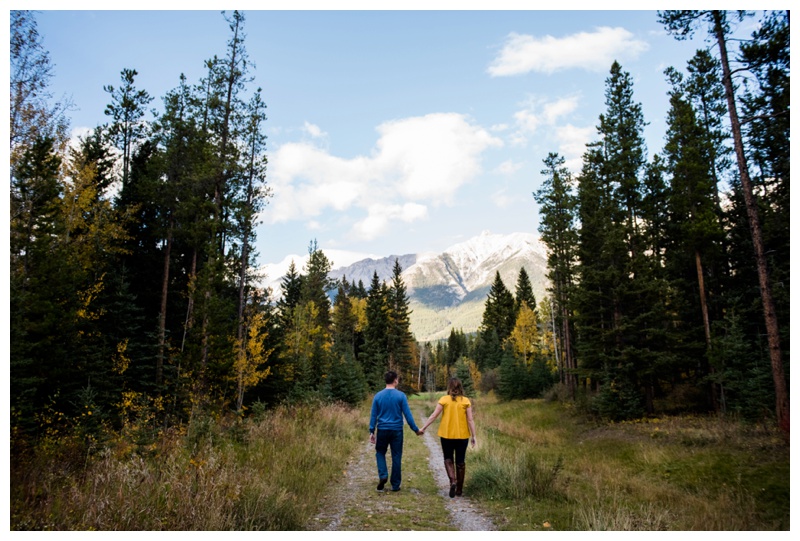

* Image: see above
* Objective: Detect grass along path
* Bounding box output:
[307,408,495,531]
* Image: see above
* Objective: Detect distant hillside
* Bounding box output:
[329,231,549,341]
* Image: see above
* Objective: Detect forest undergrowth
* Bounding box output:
[11,394,789,531]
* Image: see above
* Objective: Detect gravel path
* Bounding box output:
[419,415,497,531]
[310,439,376,531]
[309,411,496,531]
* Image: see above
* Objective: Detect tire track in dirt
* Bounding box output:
[309,412,495,531]
[309,439,376,530]
[419,410,496,531]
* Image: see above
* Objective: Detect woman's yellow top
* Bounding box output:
[437,394,471,439]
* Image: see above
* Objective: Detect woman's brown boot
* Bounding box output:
[444,459,457,498]
[456,463,465,496]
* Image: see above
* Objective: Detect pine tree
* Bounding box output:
[361,272,390,390]
[454,359,475,397]
[659,8,788,434]
[10,136,64,431]
[534,152,578,396]
[514,267,536,315]
[277,260,303,328]
[477,272,515,374]
[737,10,790,418]
[663,70,726,410]
[301,240,334,332]
[103,68,153,191]
[481,272,516,343]
[573,62,652,419]
[332,282,358,358]
[386,259,415,380]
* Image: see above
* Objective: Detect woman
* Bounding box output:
[419,378,476,498]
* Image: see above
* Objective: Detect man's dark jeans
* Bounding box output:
[375,428,404,490]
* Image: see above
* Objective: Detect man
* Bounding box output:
[369,370,422,492]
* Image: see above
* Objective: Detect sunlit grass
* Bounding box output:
[11,394,789,531]
[467,395,789,531]
[11,402,366,530]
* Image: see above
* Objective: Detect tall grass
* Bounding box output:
[466,394,789,531]
[11,402,365,530]
[469,439,563,500]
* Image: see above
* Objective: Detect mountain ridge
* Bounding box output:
[263,231,549,342]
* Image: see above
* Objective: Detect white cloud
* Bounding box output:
[303,121,326,138]
[491,189,515,209]
[510,95,580,146]
[264,113,501,239]
[488,27,649,76]
[554,123,596,173]
[352,203,429,241]
[541,96,579,124]
[373,113,502,202]
[494,160,523,175]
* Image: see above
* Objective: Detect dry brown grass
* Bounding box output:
[11,402,365,530]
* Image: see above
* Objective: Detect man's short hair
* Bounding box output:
[385,371,398,384]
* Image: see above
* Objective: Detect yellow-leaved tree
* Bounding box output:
[233,310,273,411]
[508,301,539,365]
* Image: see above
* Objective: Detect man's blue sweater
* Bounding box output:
[369,388,419,434]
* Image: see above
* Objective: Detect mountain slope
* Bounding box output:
[261,231,548,342]
[331,231,549,341]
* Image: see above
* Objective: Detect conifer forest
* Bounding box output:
[9,8,790,472]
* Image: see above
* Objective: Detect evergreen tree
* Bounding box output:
[10,136,64,431]
[534,152,578,396]
[659,8,788,434]
[737,10,790,418]
[386,259,415,380]
[328,352,367,406]
[480,272,516,343]
[103,68,153,191]
[454,359,475,397]
[301,240,334,331]
[361,272,390,390]
[514,267,536,315]
[332,282,358,358]
[353,280,368,299]
[663,70,726,410]
[573,62,652,419]
[446,328,468,368]
[277,260,303,328]
[477,272,515,373]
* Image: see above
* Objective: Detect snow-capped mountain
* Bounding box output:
[402,231,547,305]
[262,231,549,341]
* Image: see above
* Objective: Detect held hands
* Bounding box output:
[416,429,424,436]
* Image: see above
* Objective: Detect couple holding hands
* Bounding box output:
[368,371,476,498]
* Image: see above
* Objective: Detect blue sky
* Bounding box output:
[27,3,763,276]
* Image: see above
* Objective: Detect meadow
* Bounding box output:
[11,393,789,530]
[419,393,790,530]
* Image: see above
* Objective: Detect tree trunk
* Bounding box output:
[181,250,197,352]
[712,11,788,434]
[157,215,174,387]
[695,249,719,412]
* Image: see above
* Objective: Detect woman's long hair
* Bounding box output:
[448,378,464,401]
